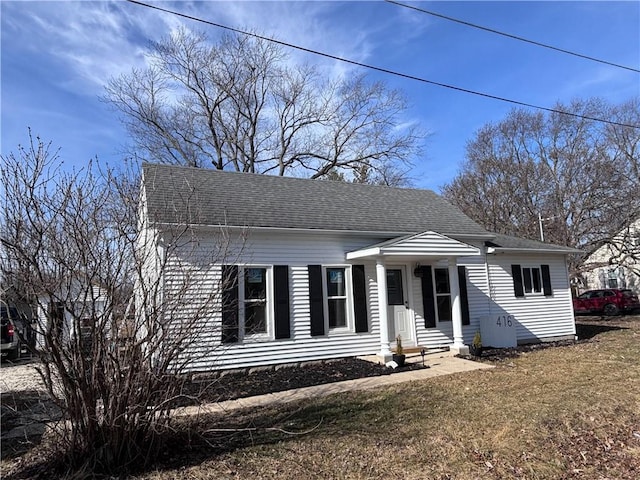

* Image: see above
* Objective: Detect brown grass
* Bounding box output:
[4,316,640,479]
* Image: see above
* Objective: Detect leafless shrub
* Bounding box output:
[0,131,240,475]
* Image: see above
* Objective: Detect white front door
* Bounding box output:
[386,266,414,347]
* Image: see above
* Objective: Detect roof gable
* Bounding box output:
[142,163,489,236]
[346,231,481,259]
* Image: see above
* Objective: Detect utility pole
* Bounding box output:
[538,213,558,242]
[538,212,545,242]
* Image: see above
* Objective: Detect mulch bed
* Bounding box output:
[464,338,580,363]
[460,316,635,363]
[180,358,425,405]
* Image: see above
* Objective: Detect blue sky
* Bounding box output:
[2,1,639,191]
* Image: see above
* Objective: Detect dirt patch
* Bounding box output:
[472,338,579,363]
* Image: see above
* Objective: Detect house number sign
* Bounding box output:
[480,313,517,348]
[496,315,514,328]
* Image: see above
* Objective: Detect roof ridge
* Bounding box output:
[142,162,438,195]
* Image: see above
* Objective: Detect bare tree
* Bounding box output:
[0,132,242,474]
[578,219,640,290]
[104,28,422,185]
[442,98,640,275]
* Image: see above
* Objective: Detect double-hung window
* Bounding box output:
[522,267,542,294]
[308,264,368,337]
[221,264,291,344]
[512,264,553,298]
[243,267,269,335]
[326,267,348,329]
[418,265,470,328]
[434,268,452,322]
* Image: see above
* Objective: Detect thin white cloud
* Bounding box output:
[3,1,431,97]
[3,1,180,95]
[189,1,373,78]
[560,66,638,100]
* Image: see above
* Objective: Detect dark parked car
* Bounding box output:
[1,304,22,361]
[573,289,640,316]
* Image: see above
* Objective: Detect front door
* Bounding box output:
[386,267,414,347]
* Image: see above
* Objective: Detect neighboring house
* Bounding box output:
[34,283,108,350]
[579,219,640,292]
[140,163,580,371]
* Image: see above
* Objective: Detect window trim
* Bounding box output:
[512,264,553,298]
[238,265,274,341]
[322,265,354,334]
[522,266,543,295]
[433,267,452,322]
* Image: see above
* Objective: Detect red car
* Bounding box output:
[573,289,640,316]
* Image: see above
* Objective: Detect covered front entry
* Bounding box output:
[386,266,415,347]
[346,231,481,362]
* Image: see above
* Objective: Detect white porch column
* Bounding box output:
[448,258,469,354]
[376,257,392,362]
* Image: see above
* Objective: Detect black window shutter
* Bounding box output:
[420,266,436,328]
[221,265,239,343]
[457,266,470,326]
[352,265,368,333]
[512,264,525,297]
[274,265,291,339]
[308,265,325,336]
[541,264,553,296]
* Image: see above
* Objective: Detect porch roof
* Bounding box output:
[345,231,481,260]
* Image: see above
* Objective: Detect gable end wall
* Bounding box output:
[486,253,576,342]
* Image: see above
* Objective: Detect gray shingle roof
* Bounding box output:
[142,163,489,236]
[486,233,582,253]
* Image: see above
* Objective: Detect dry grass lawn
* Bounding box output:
[3,316,639,479]
[134,316,640,480]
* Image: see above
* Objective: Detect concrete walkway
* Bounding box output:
[173,351,493,418]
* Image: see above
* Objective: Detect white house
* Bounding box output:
[139,163,580,371]
[34,283,108,350]
[579,219,640,292]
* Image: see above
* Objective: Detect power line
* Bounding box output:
[386,0,640,74]
[126,0,640,130]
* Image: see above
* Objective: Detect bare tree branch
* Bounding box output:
[103,29,424,186]
[442,98,640,276]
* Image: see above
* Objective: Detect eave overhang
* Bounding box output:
[486,246,583,255]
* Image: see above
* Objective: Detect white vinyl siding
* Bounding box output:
[157,227,576,370]
[580,218,640,292]
[412,251,574,349]
[487,254,575,342]
[161,230,384,371]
